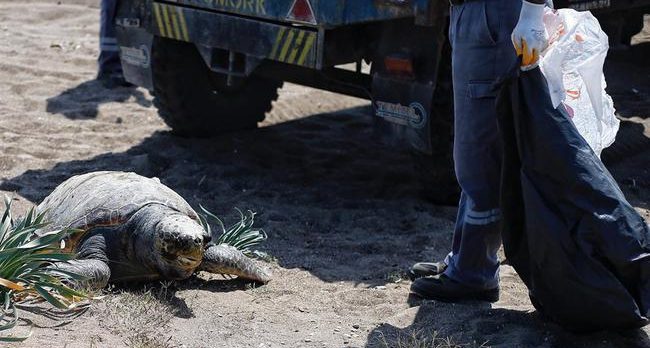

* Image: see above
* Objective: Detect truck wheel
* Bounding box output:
[151,37,283,137]
[412,43,460,206]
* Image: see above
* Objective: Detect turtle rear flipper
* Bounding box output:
[54,259,111,290]
[199,244,271,284]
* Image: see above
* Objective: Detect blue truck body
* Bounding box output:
[169,0,431,27]
[116,0,643,91]
[120,0,438,75]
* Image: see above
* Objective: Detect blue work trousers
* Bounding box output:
[442,0,521,289]
[98,0,122,76]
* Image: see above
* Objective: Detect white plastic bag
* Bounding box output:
[540,8,619,156]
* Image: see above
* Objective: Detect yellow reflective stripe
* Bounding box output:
[161,5,175,40]
[286,31,305,64]
[278,29,295,62]
[153,3,167,37]
[177,7,190,41]
[270,27,286,59]
[170,8,182,40]
[297,33,316,66]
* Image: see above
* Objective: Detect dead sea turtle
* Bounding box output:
[37,171,270,289]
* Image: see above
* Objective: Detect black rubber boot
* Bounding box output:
[97,71,134,89]
[409,261,448,280]
[410,274,499,303]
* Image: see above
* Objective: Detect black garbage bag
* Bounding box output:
[495,64,650,332]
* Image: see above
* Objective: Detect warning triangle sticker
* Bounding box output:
[287,0,317,25]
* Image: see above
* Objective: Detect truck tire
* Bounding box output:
[412,43,460,206]
[151,37,283,137]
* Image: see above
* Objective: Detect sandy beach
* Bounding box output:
[1,1,649,347]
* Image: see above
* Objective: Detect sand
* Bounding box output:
[0,1,649,347]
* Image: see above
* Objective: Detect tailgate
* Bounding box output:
[169,0,432,27]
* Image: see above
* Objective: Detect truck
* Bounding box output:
[115,0,650,204]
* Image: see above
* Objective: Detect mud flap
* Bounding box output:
[372,74,434,154]
[116,22,154,90]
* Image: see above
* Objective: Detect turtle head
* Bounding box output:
[153,214,210,279]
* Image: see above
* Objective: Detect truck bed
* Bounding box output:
[169,0,430,27]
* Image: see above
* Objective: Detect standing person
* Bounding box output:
[409,0,548,302]
[97,0,131,88]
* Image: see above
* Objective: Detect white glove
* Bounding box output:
[511,1,549,70]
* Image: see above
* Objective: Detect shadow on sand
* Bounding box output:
[364,295,650,348]
[3,103,648,345]
[1,40,648,347]
[601,41,650,211]
[107,277,254,320]
[45,79,152,119]
[0,105,453,286]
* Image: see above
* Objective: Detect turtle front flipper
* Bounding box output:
[199,244,271,284]
[53,259,111,290]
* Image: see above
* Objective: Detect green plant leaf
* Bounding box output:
[0,200,90,341]
[200,206,267,253]
[33,285,68,309]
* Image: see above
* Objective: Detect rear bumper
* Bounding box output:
[116,0,323,87]
[150,2,320,69]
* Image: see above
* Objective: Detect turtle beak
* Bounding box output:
[156,215,207,272]
[159,233,204,268]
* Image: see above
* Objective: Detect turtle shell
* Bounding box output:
[37,171,200,251]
